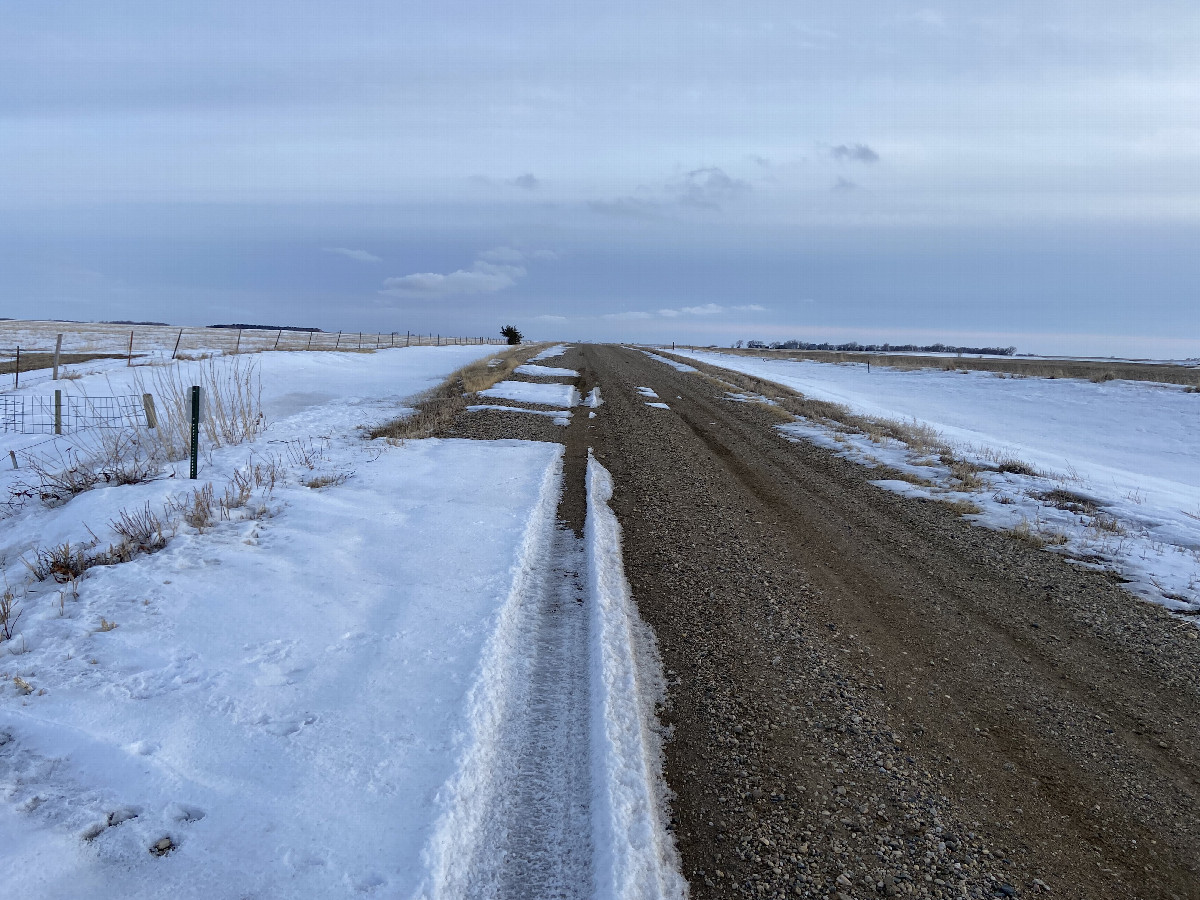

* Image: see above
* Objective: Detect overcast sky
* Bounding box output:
[2,1,1198,355]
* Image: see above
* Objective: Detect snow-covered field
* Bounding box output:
[662,349,1200,617]
[1,347,682,898]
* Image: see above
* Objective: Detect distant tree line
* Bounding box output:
[741,339,1016,355]
[209,323,323,332]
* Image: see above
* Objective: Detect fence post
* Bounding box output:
[307,330,313,350]
[8,450,17,470]
[406,331,410,347]
[189,385,201,479]
[234,329,242,354]
[53,333,63,380]
[334,332,342,350]
[13,346,18,388]
[127,330,134,366]
[358,332,362,350]
[54,389,62,435]
[143,393,158,428]
[172,328,183,360]
[274,329,282,351]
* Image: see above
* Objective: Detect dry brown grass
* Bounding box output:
[938,498,983,516]
[0,352,122,377]
[367,345,549,441]
[1007,517,1069,549]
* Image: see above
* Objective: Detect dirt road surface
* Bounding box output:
[450,344,1200,900]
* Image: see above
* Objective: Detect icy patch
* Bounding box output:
[586,455,687,900]
[515,364,578,378]
[636,387,658,399]
[467,404,572,425]
[588,387,603,408]
[479,381,579,408]
[645,402,670,410]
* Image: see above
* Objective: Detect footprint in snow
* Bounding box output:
[261,713,318,736]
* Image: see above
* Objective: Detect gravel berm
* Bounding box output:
[445,344,1200,900]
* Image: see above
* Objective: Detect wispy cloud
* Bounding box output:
[669,167,751,210]
[324,247,381,263]
[679,302,726,315]
[603,310,653,320]
[380,246,551,298]
[732,304,767,312]
[534,314,567,322]
[830,144,880,164]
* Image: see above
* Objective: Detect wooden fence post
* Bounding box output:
[274,329,282,350]
[53,333,62,380]
[172,328,183,360]
[127,330,134,366]
[334,332,342,350]
[54,389,62,435]
[307,330,313,350]
[143,393,158,428]
[13,346,19,388]
[406,331,410,347]
[234,329,242,354]
[8,450,17,470]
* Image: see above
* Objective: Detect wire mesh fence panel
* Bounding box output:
[0,395,21,432]
[5,395,147,434]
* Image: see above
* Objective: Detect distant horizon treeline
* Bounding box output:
[742,339,1017,356]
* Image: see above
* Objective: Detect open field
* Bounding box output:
[0,319,504,370]
[685,346,1200,389]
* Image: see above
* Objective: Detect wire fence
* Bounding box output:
[1,394,149,435]
[0,326,508,392]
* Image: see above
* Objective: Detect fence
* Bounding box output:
[0,324,507,391]
[1,392,149,435]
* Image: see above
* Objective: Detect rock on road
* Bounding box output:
[452,344,1200,900]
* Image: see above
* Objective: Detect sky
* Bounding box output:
[2,1,1198,356]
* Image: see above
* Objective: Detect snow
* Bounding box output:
[636,387,658,398]
[467,404,572,425]
[588,387,603,409]
[515,364,579,378]
[666,349,1200,615]
[1,344,685,897]
[645,402,670,410]
[478,381,580,408]
[529,344,571,361]
[586,455,686,900]
[0,347,576,897]
[643,352,698,373]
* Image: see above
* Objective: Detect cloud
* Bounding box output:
[603,310,653,320]
[588,197,661,218]
[379,245,557,298]
[680,303,725,315]
[654,303,763,317]
[658,308,681,317]
[830,144,880,163]
[669,167,750,210]
[534,314,567,322]
[324,247,381,263]
[833,176,859,192]
[508,173,540,190]
[732,304,767,312]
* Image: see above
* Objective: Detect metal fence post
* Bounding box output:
[172,328,183,360]
[189,385,201,479]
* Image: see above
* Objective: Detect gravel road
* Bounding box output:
[448,344,1200,900]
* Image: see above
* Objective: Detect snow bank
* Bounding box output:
[586,454,686,900]
[478,381,580,408]
[529,344,571,361]
[514,364,579,378]
[0,345,571,898]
